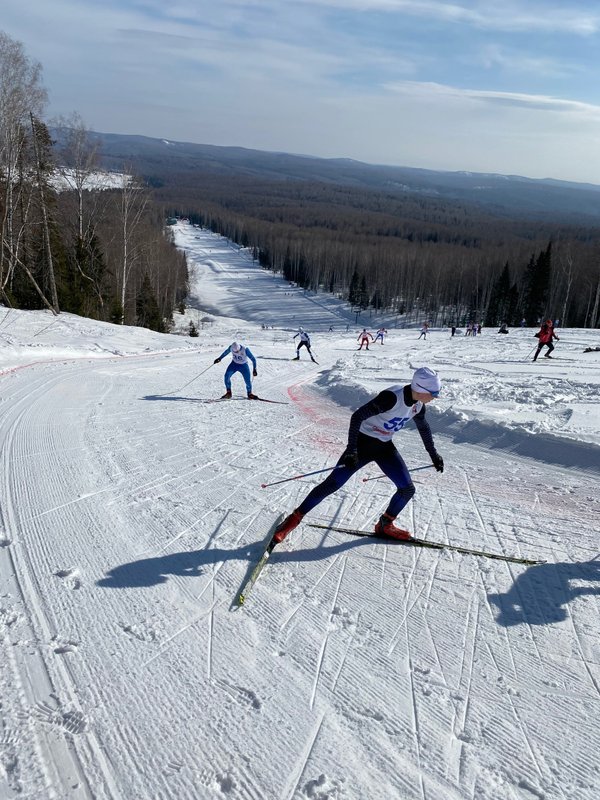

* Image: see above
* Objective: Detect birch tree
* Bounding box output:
[0,31,47,304]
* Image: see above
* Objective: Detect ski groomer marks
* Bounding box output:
[308,524,544,565]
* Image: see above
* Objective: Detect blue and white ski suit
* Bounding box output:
[217,344,257,393]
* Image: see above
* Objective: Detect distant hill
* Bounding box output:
[68,130,600,223]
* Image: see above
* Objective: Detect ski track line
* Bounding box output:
[499,562,546,667]
[281,712,326,800]
[309,557,347,711]
[331,610,362,692]
[279,554,342,631]
[403,604,427,800]
[388,582,427,657]
[480,638,556,794]
[125,509,264,666]
[564,601,600,701]
[1,377,124,800]
[140,600,220,669]
[476,568,559,789]
[450,593,480,790]
[152,477,237,555]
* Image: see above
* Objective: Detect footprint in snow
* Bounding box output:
[302,773,347,799]
[31,701,88,735]
[50,635,79,655]
[53,567,81,590]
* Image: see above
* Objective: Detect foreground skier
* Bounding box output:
[271,366,444,545]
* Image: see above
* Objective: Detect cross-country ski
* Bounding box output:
[308,523,544,565]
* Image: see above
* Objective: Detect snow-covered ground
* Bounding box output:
[0,221,599,799]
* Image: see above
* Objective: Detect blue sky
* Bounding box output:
[5,0,600,183]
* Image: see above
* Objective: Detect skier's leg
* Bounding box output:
[239,363,252,392]
[224,362,236,390]
[296,454,366,515]
[375,446,415,518]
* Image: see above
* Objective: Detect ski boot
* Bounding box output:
[374,513,412,540]
[221,389,232,399]
[272,510,304,544]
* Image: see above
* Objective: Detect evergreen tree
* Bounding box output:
[348,268,360,306]
[135,275,164,332]
[485,262,511,325]
[521,242,552,324]
[359,275,369,310]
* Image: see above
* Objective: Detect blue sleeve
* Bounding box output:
[218,346,232,360]
[413,406,437,458]
[245,347,257,368]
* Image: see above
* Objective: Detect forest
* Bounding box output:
[2,27,600,331]
[157,173,600,328]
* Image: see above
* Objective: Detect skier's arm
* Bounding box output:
[245,347,257,370]
[214,345,231,363]
[345,390,397,451]
[413,406,443,471]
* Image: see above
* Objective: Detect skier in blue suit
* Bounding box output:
[214,342,258,399]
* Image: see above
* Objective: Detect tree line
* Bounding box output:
[0,31,188,331]
[157,173,600,328]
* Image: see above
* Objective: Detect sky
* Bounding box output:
[4,1,600,184]
[1,223,599,799]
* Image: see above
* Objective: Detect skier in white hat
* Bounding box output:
[270,366,444,544]
[213,341,258,399]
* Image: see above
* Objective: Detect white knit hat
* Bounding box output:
[231,342,242,353]
[411,366,441,394]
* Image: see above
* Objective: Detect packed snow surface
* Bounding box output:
[0,221,599,799]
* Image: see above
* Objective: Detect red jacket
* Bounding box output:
[537,323,558,344]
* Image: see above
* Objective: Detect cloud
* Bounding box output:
[383,80,600,118]
[280,0,600,35]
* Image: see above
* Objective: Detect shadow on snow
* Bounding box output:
[489,559,600,626]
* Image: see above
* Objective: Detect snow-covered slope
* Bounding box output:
[0,223,599,799]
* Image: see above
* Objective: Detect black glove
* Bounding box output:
[214,357,221,364]
[340,448,359,469]
[432,453,444,473]
[252,369,258,377]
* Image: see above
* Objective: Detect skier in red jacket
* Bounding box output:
[533,319,560,361]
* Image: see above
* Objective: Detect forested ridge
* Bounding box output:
[157,173,600,328]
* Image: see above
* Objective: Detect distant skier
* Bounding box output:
[357,328,374,350]
[498,322,509,334]
[533,319,560,361]
[418,323,429,340]
[374,327,387,345]
[214,341,258,399]
[270,367,444,546]
[293,327,317,362]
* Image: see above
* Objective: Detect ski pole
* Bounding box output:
[160,362,214,396]
[362,464,435,483]
[261,465,343,489]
